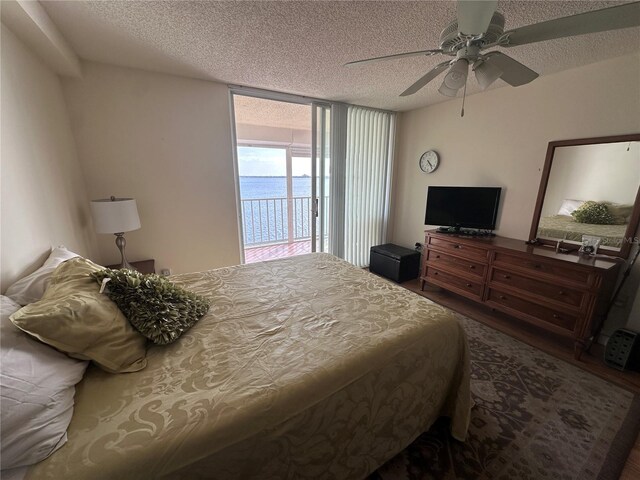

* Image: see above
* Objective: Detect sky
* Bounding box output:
[237,146,311,177]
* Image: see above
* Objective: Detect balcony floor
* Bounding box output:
[244,240,312,264]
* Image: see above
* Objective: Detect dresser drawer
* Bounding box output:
[427,250,486,278]
[425,267,483,299]
[493,252,591,285]
[490,268,585,308]
[487,288,578,332]
[427,237,489,261]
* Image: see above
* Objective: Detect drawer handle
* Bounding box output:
[499,295,507,300]
[533,264,542,269]
[435,255,440,258]
[453,244,461,249]
[502,274,511,279]
[553,314,560,319]
[558,291,565,296]
[434,271,438,275]
[469,265,475,269]
[466,283,472,288]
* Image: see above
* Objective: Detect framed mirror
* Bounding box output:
[530,133,640,259]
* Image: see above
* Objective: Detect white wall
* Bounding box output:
[0,24,98,291]
[62,62,240,274]
[390,52,640,335]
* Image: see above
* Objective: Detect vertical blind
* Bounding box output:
[343,106,395,267]
[328,103,347,259]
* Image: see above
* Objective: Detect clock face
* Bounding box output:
[419,150,439,173]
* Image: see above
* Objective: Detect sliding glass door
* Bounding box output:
[230,90,331,263]
[311,103,331,253]
[230,88,394,267]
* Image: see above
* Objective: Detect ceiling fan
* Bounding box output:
[346,1,640,98]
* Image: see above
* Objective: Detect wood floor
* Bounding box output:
[397,278,640,479]
[244,240,311,263]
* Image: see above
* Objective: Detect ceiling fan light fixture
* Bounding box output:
[442,59,469,90]
[474,59,503,89]
[438,81,460,97]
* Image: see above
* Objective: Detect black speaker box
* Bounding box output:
[604,329,640,371]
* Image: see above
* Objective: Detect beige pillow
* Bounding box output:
[605,203,634,223]
[10,258,147,373]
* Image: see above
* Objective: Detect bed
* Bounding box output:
[537,214,628,247]
[17,253,471,479]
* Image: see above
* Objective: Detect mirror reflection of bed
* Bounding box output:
[536,140,640,251]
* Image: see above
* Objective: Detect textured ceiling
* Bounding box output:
[234,95,311,130]
[41,0,640,111]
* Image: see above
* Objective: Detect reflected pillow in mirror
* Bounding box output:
[571,201,618,225]
[557,199,585,216]
[605,203,633,223]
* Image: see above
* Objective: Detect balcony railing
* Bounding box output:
[241,196,313,246]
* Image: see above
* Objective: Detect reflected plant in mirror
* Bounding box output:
[530,134,640,259]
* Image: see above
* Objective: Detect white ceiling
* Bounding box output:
[41,0,640,112]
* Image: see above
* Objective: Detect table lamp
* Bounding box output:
[90,196,141,269]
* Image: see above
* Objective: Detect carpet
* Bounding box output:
[370,314,640,480]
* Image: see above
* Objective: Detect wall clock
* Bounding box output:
[419,150,439,173]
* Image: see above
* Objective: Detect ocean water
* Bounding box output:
[239,176,312,199]
[239,177,328,245]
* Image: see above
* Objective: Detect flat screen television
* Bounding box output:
[425,186,502,231]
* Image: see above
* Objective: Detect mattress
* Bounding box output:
[537,214,627,247]
[25,253,471,479]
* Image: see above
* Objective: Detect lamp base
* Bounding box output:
[114,233,133,270]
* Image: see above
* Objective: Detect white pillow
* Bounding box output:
[0,295,88,470]
[557,199,585,216]
[4,246,80,305]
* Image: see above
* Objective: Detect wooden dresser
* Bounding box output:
[421,231,622,359]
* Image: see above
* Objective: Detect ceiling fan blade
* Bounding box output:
[484,52,538,86]
[457,0,498,35]
[400,61,451,96]
[503,2,640,47]
[345,49,442,66]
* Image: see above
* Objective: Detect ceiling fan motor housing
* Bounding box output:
[440,11,505,54]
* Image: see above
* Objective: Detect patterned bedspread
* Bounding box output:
[26,253,471,480]
[537,215,627,247]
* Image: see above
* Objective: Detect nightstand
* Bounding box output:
[106,259,155,274]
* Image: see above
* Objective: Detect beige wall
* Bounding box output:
[61,62,241,274]
[0,24,98,291]
[390,52,640,335]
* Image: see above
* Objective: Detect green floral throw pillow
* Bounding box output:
[91,269,210,345]
[571,201,617,225]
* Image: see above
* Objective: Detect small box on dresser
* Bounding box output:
[421,231,622,359]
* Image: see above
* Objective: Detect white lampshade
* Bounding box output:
[475,59,503,90]
[438,59,468,97]
[438,83,460,97]
[90,197,141,234]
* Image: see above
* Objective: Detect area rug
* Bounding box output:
[370,313,640,480]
